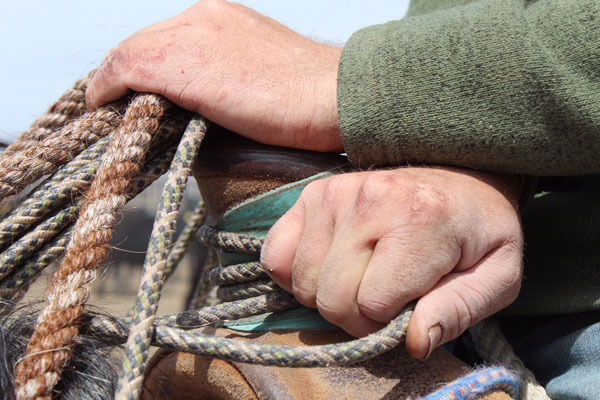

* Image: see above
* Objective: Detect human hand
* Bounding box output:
[260,167,523,359]
[86,0,343,152]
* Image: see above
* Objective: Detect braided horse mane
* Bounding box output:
[0,72,549,400]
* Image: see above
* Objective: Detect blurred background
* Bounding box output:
[0,0,410,315]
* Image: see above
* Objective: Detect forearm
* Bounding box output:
[338,0,600,176]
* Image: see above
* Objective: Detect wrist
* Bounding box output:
[312,45,344,152]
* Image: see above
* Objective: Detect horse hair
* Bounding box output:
[1,302,119,400]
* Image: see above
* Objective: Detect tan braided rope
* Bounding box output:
[470,318,550,400]
[115,117,208,399]
[0,110,187,260]
[13,94,170,400]
[2,71,93,156]
[0,143,180,310]
[0,102,124,200]
[0,137,111,251]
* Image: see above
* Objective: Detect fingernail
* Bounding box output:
[425,324,443,359]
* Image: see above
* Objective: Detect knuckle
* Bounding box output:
[196,0,226,13]
[284,200,306,223]
[407,183,450,226]
[355,173,395,209]
[504,235,524,254]
[300,180,324,204]
[104,42,158,85]
[321,176,347,209]
[352,172,400,222]
[201,0,223,7]
[102,47,129,74]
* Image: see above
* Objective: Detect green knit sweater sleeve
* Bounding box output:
[337,0,600,176]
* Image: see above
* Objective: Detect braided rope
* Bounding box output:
[0,136,178,302]
[470,319,550,400]
[163,200,207,281]
[13,94,169,400]
[422,366,519,400]
[2,71,93,156]
[197,225,263,254]
[216,279,280,302]
[0,137,110,250]
[0,145,178,308]
[0,229,72,311]
[81,301,414,368]
[155,292,298,327]
[0,104,124,200]
[0,107,187,250]
[0,205,78,281]
[116,117,208,400]
[209,261,267,285]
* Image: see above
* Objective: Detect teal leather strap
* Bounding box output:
[216,172,337,332]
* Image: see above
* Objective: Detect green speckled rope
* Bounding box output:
[163,200,208,281]
[111,215,414,369]
[0,137,109,250]
[0,144,179,299]
[0,147,177,305]
[78,294,413,368]
[116,117,209,400]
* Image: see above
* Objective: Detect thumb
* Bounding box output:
[405,243,522,359]
[260,197,306,292]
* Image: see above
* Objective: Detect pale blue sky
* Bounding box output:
[0,1,409,143]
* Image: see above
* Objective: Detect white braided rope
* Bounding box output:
[470,318,550,400]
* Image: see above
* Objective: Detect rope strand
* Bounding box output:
[0,103,124,200]
[116,116,208,400]
[1,71,93,157]
[14,94,169,400]
[470,318,550,400]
